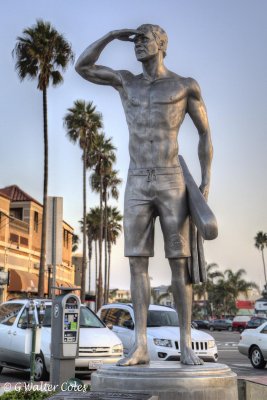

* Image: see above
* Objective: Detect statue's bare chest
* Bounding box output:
[120,77,188,111]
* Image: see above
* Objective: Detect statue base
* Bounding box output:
[91,361,238,400]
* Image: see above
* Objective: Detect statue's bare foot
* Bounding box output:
[180,346,204,365]
[116,346,150,366]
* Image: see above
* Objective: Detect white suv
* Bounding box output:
[98,304,218,362]
[0,299,123,380]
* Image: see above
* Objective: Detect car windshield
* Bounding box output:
[43,306,104,328]
[147,310,179,327]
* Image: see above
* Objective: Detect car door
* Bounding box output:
[105,308,134,355]
[115,309,135,355]
[0,303,24,363]
[9,305,38,367]
[258,324,267,358]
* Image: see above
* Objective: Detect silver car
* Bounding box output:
[238,321,267,369]
[0,299,123,380]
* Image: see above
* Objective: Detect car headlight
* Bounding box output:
[112,344,123,354]
[208,340,216,349]
[153,339,173,348]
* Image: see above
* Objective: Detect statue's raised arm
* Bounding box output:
[75,29,139,88]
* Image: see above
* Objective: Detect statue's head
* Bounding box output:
[134,24,168,61]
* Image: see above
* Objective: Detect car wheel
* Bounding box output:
[250,346,267,369]
[238,327,244,333]
[34,353,49,381]
[209,326,214,331]
[0,366,2,374]
[227,326,233,332]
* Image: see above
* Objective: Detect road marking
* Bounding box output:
[216,342,238,347]
[218,349,239,352]
[231,364,252,368]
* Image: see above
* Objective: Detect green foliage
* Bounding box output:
[64,100,103,151]
[13,19,74,91]
[193,263,259,317]
[0,389,55,400]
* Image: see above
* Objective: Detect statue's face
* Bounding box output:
[134,30,159,62]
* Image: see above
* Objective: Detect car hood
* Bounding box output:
[79,327,121,347]
[41,326,122,347]
[147,327,213,341]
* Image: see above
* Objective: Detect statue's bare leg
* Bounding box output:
[117,256,150,366]
[169,258,204,365]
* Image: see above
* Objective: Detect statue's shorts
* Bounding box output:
[124,165,191,258]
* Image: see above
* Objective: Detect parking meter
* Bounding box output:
[51,287,81,387]
[24,300,46,382]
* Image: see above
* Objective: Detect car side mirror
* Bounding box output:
[123,320,134,330]
[106,323,113,330]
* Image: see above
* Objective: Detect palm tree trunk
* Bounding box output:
[261,249,267,286]
[87,233,92,293]
[107,241,111,304]
[97,172,104,310]
[104,192,108,303]
[81,148,87,302]
[95,240,98,310]
[39,87,48,297]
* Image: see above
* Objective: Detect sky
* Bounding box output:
[1,0,267,291]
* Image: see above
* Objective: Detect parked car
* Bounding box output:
[238,321,267,369]
[193,320,210,330]
[0,299,123,380]
[232,315,251,332]
[98,304,218,362]
[191,321,199,329]
[209,319,233,331]
[246,316,267,329]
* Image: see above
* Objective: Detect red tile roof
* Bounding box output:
[0,185,42,207]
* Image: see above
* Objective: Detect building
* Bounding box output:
[0,185,74,301]
[109,289,131,303]
[151,285,174,307]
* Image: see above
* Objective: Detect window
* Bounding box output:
[10,233,19,243]
[34,211,38,232]
[41,305,104,328]
[80,307,104,328]
[100,308,109,322]
[10,208,23,220]
[42,306,52,327]
[117,310,133,328]
[147,310,179,327]
[63,229,69,248]
[18,306,36,328]
[0,303,23,325]
[20,236,28,247]
[102,308,121,326]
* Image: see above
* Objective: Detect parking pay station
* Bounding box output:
[51,287,81,386]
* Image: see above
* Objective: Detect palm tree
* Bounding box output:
[224,269,259,302]
[193,263,223,317]
[211,269,259,316]
[64,100,102,302]
[13,19,74,297]
[106,206,123,302]
[91,169,122,303]
[72,234,80,253]
[103,170,122,302]
[254,231,267,287]
[89,134,116,309]
[80,208,101,295]
[87,207,102,302]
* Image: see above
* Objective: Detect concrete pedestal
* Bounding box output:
[91,361,238,400]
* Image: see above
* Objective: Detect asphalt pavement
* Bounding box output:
[0,330,266,391]
[210,330,267,378]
